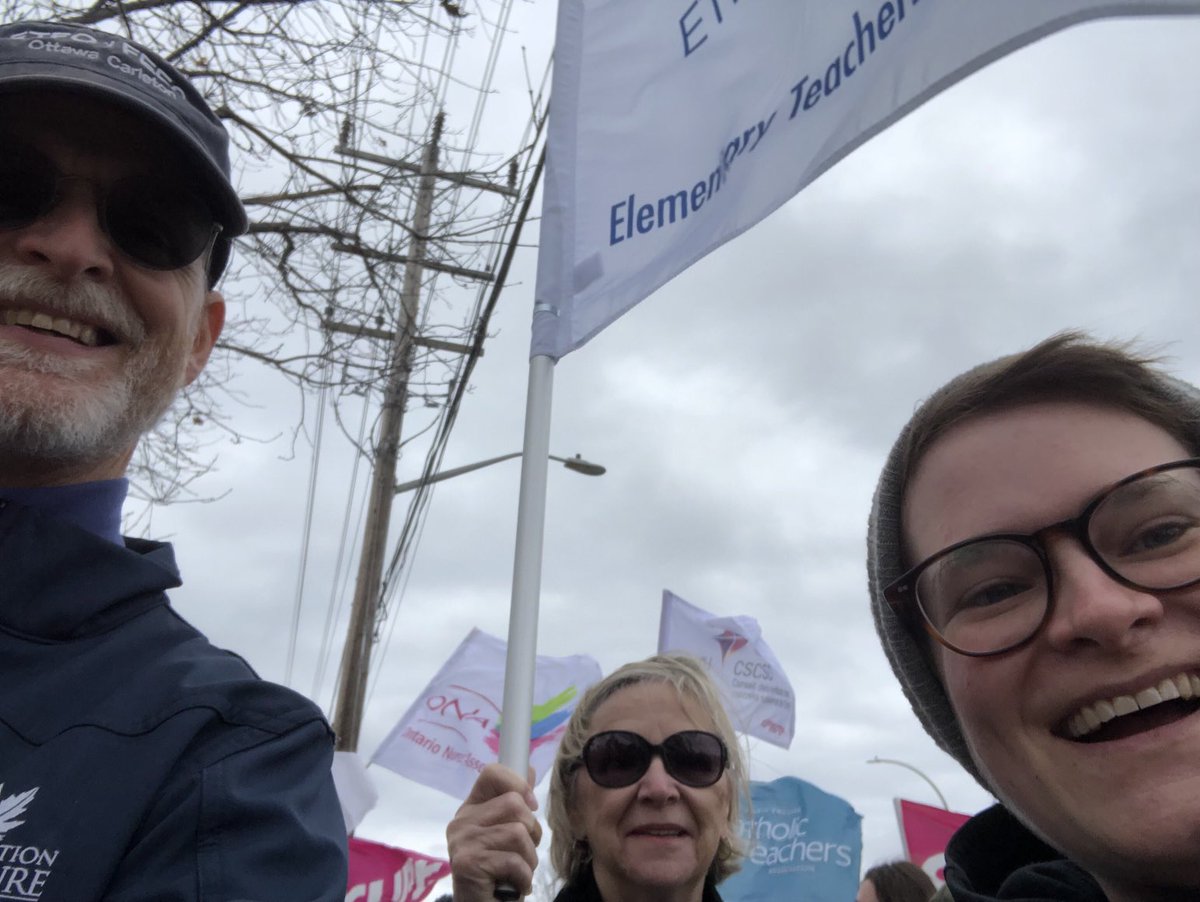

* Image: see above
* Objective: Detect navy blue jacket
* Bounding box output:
[943,804,1107,901]
[0,499,347,900]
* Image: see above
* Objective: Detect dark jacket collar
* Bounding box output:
[944,804,1107,901]
[0,499,181,640]
[552,866,723,902]
[0,477,128,544]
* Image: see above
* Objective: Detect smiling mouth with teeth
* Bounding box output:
[1065,672,1200,741]
[1,308,106,347]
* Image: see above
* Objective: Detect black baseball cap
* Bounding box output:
[0,21,248,283]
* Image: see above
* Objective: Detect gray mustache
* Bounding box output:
[0,265,146,346]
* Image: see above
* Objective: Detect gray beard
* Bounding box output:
[0,267,183,470]
[0,343,173,465]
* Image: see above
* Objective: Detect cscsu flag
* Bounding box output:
[370,628,601,799]
[533,0,1200,359]
[657,590,795,748]
[721,777,862,902]
[346,837,450,902]
[896,798,972,888]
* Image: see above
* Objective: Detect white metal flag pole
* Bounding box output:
[494,351,556,900]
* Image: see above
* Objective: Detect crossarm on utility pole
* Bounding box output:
[331,115,443,754]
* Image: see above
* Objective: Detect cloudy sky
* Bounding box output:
[141,4,1200,895]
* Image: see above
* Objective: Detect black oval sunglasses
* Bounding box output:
[579,729,728,788]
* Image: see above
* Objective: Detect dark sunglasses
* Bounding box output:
[579,730,728,788]
[0,142,221,271]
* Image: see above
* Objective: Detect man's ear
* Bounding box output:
[185,290,226,386]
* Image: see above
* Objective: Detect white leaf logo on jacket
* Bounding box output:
[0,783,38,840]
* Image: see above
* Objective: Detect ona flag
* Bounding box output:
[371,628,601,799]
[532,0,1200,359]
[722,777,862,902]
[657,590,795,748]
[896,797,972,887]
[346,837,450,902]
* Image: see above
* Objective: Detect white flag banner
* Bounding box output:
[657,590,796,749]
[330,750,378,834]
[532,0,1200,359]
[371,628,602,800]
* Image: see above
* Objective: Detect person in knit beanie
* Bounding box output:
[867,330,1200,902]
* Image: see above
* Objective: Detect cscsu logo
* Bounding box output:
[760,718,786,737]
[733,661,772,680]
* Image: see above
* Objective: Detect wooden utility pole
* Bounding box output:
[330,113,513,752]
[332,115,442,753]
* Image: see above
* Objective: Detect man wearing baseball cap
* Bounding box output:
[0,21,347,897]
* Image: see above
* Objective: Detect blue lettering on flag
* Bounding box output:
[790,0,923,119]
[609,0,926,249]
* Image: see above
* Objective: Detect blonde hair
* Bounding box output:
[546,653,748,886]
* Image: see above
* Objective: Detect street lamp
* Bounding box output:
[867,756,949,809]
[393,452,605,494]
[333,450,604,753]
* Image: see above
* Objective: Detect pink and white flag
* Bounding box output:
[657,590,795,748]
[896,797,973,888]
[370,628,601,799]
[346,837,450,902]
[533,0,1200,359]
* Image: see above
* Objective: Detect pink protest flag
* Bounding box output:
[896,797,972,887]
[346,837,450,902]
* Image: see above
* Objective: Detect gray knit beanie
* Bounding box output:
[866,332,1200,793]
[866,378,988,788]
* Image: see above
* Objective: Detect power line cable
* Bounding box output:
[366,49,551,681]
[368,125,548,699]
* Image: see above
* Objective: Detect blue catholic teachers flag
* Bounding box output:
[721,776,862,902]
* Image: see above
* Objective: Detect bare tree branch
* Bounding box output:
[1,0,534,506]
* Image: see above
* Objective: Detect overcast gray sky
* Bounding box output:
[142,6,1200,895]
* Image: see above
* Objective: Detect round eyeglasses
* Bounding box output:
[884,458,1200,657]
[579,730,728,788]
